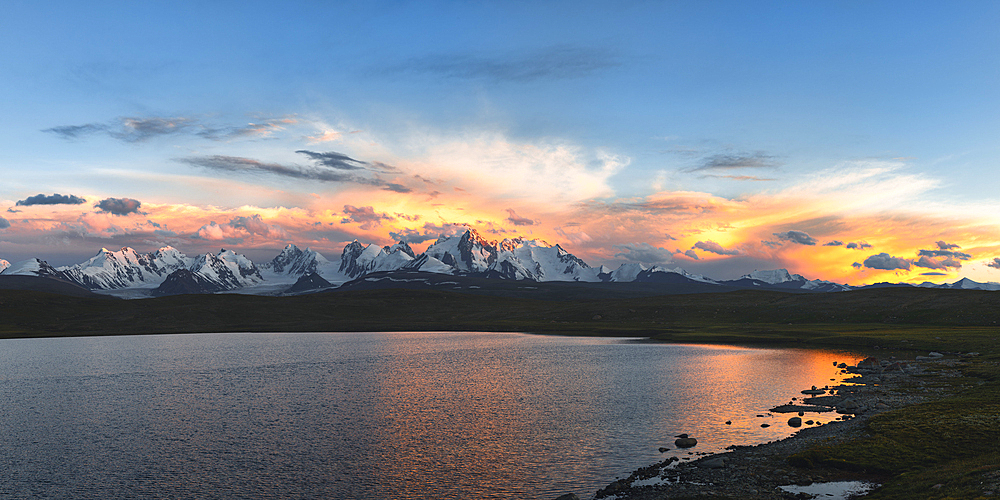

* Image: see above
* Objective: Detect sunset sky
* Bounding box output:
[2,1,999,285]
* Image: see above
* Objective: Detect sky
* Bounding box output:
[2,1,1000,285]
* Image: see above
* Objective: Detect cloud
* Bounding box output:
[95,197,142,216]
[823,240,844,246]
[383,183,412,193]
[773,230,818,246]
[45,116,294,142]
[16,193,87,206]
[921,272,947,276]
[988,258,1000,270]
[913,255,958,270]
[305,130,342,143]
[692,240,740,256]
[193,214,286,241]
[613,242,675,265]
[198,118,296,140]
[852,262,863,269]
[917,248,971,260]
[845,241,873,250]
[194,221,243,242]
[228,214,287,239]
[936,241,960,250]
[44,117,194,142]
[388,223,468,244]
[294,150,371,171]
[505,209,536,226]
[341,205,394,230]
[178,155,387,186]
[382,45,620,82]
[684,249,700,260]
[700,174,777,181]
[686,151,780,172]
[42,123,109,140]
[862,253,911,271]
[0,216,9,229]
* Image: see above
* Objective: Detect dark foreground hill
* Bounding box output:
[3,285,1000,343]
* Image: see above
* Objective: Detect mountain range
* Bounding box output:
[2,228,998,297]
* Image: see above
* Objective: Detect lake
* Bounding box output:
[0,332,861,499]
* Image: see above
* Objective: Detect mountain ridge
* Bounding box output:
[2,229,997,297]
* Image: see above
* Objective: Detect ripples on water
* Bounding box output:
[0,332,861,499]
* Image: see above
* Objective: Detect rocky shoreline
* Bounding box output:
[558,352,971,500]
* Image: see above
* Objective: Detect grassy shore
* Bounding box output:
[2,286,999,498]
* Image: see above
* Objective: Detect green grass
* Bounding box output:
[787,352,1000,499]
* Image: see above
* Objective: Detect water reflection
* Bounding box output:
[0,333,862,499]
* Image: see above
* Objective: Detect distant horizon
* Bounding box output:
[3,2,999,286]
[3,227,997,288]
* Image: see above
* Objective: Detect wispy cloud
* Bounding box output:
[294,150,372,171]
[381,45,620,83]
[44,116,295,142]
[341,205,395,230]
[692,240,740,256]
[613,242,675,265]
[700,174,777,181]
[773,230,817,246]
[505,208,537,226]
[0,216,9,229]
[686,151,781,172]
[177,154,391,187]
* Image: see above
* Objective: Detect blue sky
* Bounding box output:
[2,1,1000,284]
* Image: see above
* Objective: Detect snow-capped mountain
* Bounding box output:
[938,277,1000,291]
[725,268,852,292]
[608,262,648,282]
[2,258,65,278]
[186,249,264,291]
[57,246,192,289]
[740,269,805,284]
[634,266,719,284]
[261,243,334,276]
[6,229,998,297]
[487,238,597,281]
[425,229,495,273]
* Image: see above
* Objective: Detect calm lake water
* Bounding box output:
[0,332,861,499]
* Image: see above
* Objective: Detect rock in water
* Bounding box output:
[788,417,802,427]
[554,494,580,500]
[675,436,698,448]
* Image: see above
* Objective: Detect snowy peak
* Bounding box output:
[740,269,806,284]
[339,241,389,278]
[1,258,61,277]
[609,263,648,282]
[942,277,1000,291]
[265,243,331,276]
[384,241,416,258]
[635,266,719,284]
[425,229,495,273]
[188,248,263,290]
[0,258,9,273]
[55,246,193,290]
